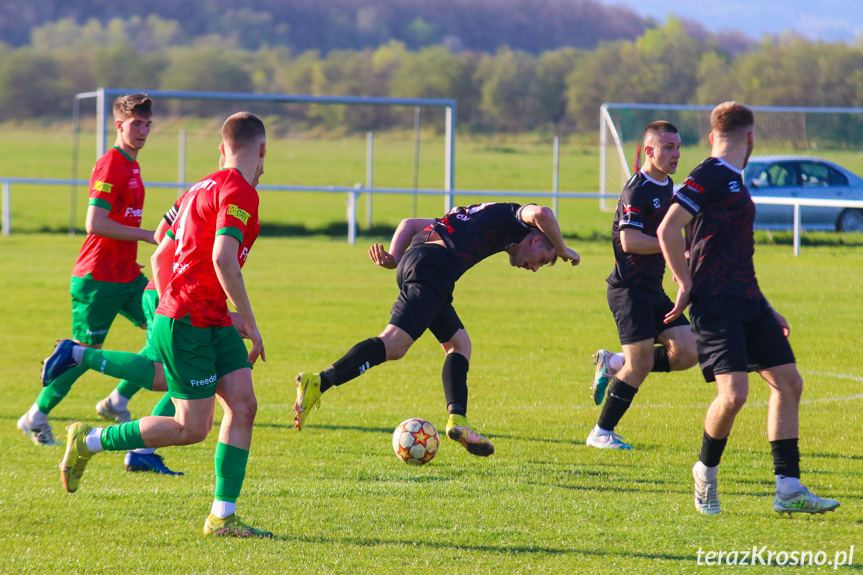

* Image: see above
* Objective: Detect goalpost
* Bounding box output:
[71,88,457,242]
[599,102,863,207]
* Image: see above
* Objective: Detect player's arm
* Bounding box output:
[620,228,661,254]
[369,217,436,269]
[519,204,580,265]
[150,234,175,298]
[213,234,264,365]
[658,203,694,323]
[86,205,157,244]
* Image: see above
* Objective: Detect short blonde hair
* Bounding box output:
[710,101,754,134]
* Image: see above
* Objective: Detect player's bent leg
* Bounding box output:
[704,372,749,440]
[693,461,721,515]
[446,414,495,457]
[759,363,802,441]
[42,339,79,386]
[215,368,256,449]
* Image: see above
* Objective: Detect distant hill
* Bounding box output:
[0,0,650,53]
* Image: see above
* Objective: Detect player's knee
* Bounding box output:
[234,395,258,426]
[178,422,211,445]
[673,347,699,370]
[719,389,748,412]
[777,372,804,399]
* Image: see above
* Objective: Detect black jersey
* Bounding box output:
[672,157,762,300]
[411,202,533,277]
[607,171,673,291]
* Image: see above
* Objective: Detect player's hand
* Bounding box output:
[369,243,397,269]
[771,307,791,337]
[664,285,690,324]
[560,247,580,265]
[245,323,266,365]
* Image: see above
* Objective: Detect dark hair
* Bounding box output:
[222,112,266,148]
[643,121,679,140]
[113,93,152,120]
[711,101,755,133]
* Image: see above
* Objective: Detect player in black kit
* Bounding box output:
[293,203,580,456]
[658,101,839,515]
[587,121,697,450]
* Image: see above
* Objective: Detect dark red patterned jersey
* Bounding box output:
[672,157,762,300]
[411,202,533,277]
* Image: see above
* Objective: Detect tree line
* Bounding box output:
[1,15,862,134]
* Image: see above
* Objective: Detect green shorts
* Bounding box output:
[70,273,148,345]
[150,313,251,400]
[140,289,161,362]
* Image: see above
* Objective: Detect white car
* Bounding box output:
[744,156,863,232]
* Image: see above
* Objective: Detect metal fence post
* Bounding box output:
[793,204,801,256]
[178,129,187,196]
[552,135,560,217]
[366,131,373,229]
[2,182,10,236]
[347,189,358,245]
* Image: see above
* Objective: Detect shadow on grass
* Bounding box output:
[275,533,698,563]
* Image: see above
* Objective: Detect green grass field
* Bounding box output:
[1,233,861,574]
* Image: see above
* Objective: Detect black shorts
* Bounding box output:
[607,284,690,345]
[690,295,795,383]
[390,244,464,343]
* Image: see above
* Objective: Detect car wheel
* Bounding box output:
[837,209,863,233]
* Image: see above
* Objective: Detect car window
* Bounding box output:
[829,166,848,186]
[762,163,797,187]
[799,162,832,187]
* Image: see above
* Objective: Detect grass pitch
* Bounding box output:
[0,233,861,574]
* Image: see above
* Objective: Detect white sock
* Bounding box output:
[693,460,719,481]
[131,447,156,455]
[211,500,236,518]
[609,353,625,372]
[27,404,49,427]
[108,389,129,411]
[85,428,105,453]
[593,425,612,435]
[71,345,85,365]
[776,475,803,496]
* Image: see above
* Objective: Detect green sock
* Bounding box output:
[115,346,150,397]
[151,393,176,418]
[82,348,155,390]
[214,442,249,503]
[35,365,87,413]
[101,420,146,451]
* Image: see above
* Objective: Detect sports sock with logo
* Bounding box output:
[81,348,155,390]
[320,337,387,391]
[442,352,469,416]
[596,377,638,432]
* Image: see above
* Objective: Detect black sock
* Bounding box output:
[651,346,671,372]
[442,353,469,416]
[320,337,387,392]
[770,438,800,478]
[596,377,638,432]
[699,431,728,468]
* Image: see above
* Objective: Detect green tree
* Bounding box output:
[530,48,580,129]
[0,50,66,119]
[477,47,537,131]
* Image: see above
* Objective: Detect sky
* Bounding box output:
[598,0,863,43]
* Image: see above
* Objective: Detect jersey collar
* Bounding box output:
[714,157,743,175]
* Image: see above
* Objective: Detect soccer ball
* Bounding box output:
[392,418,439,465]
